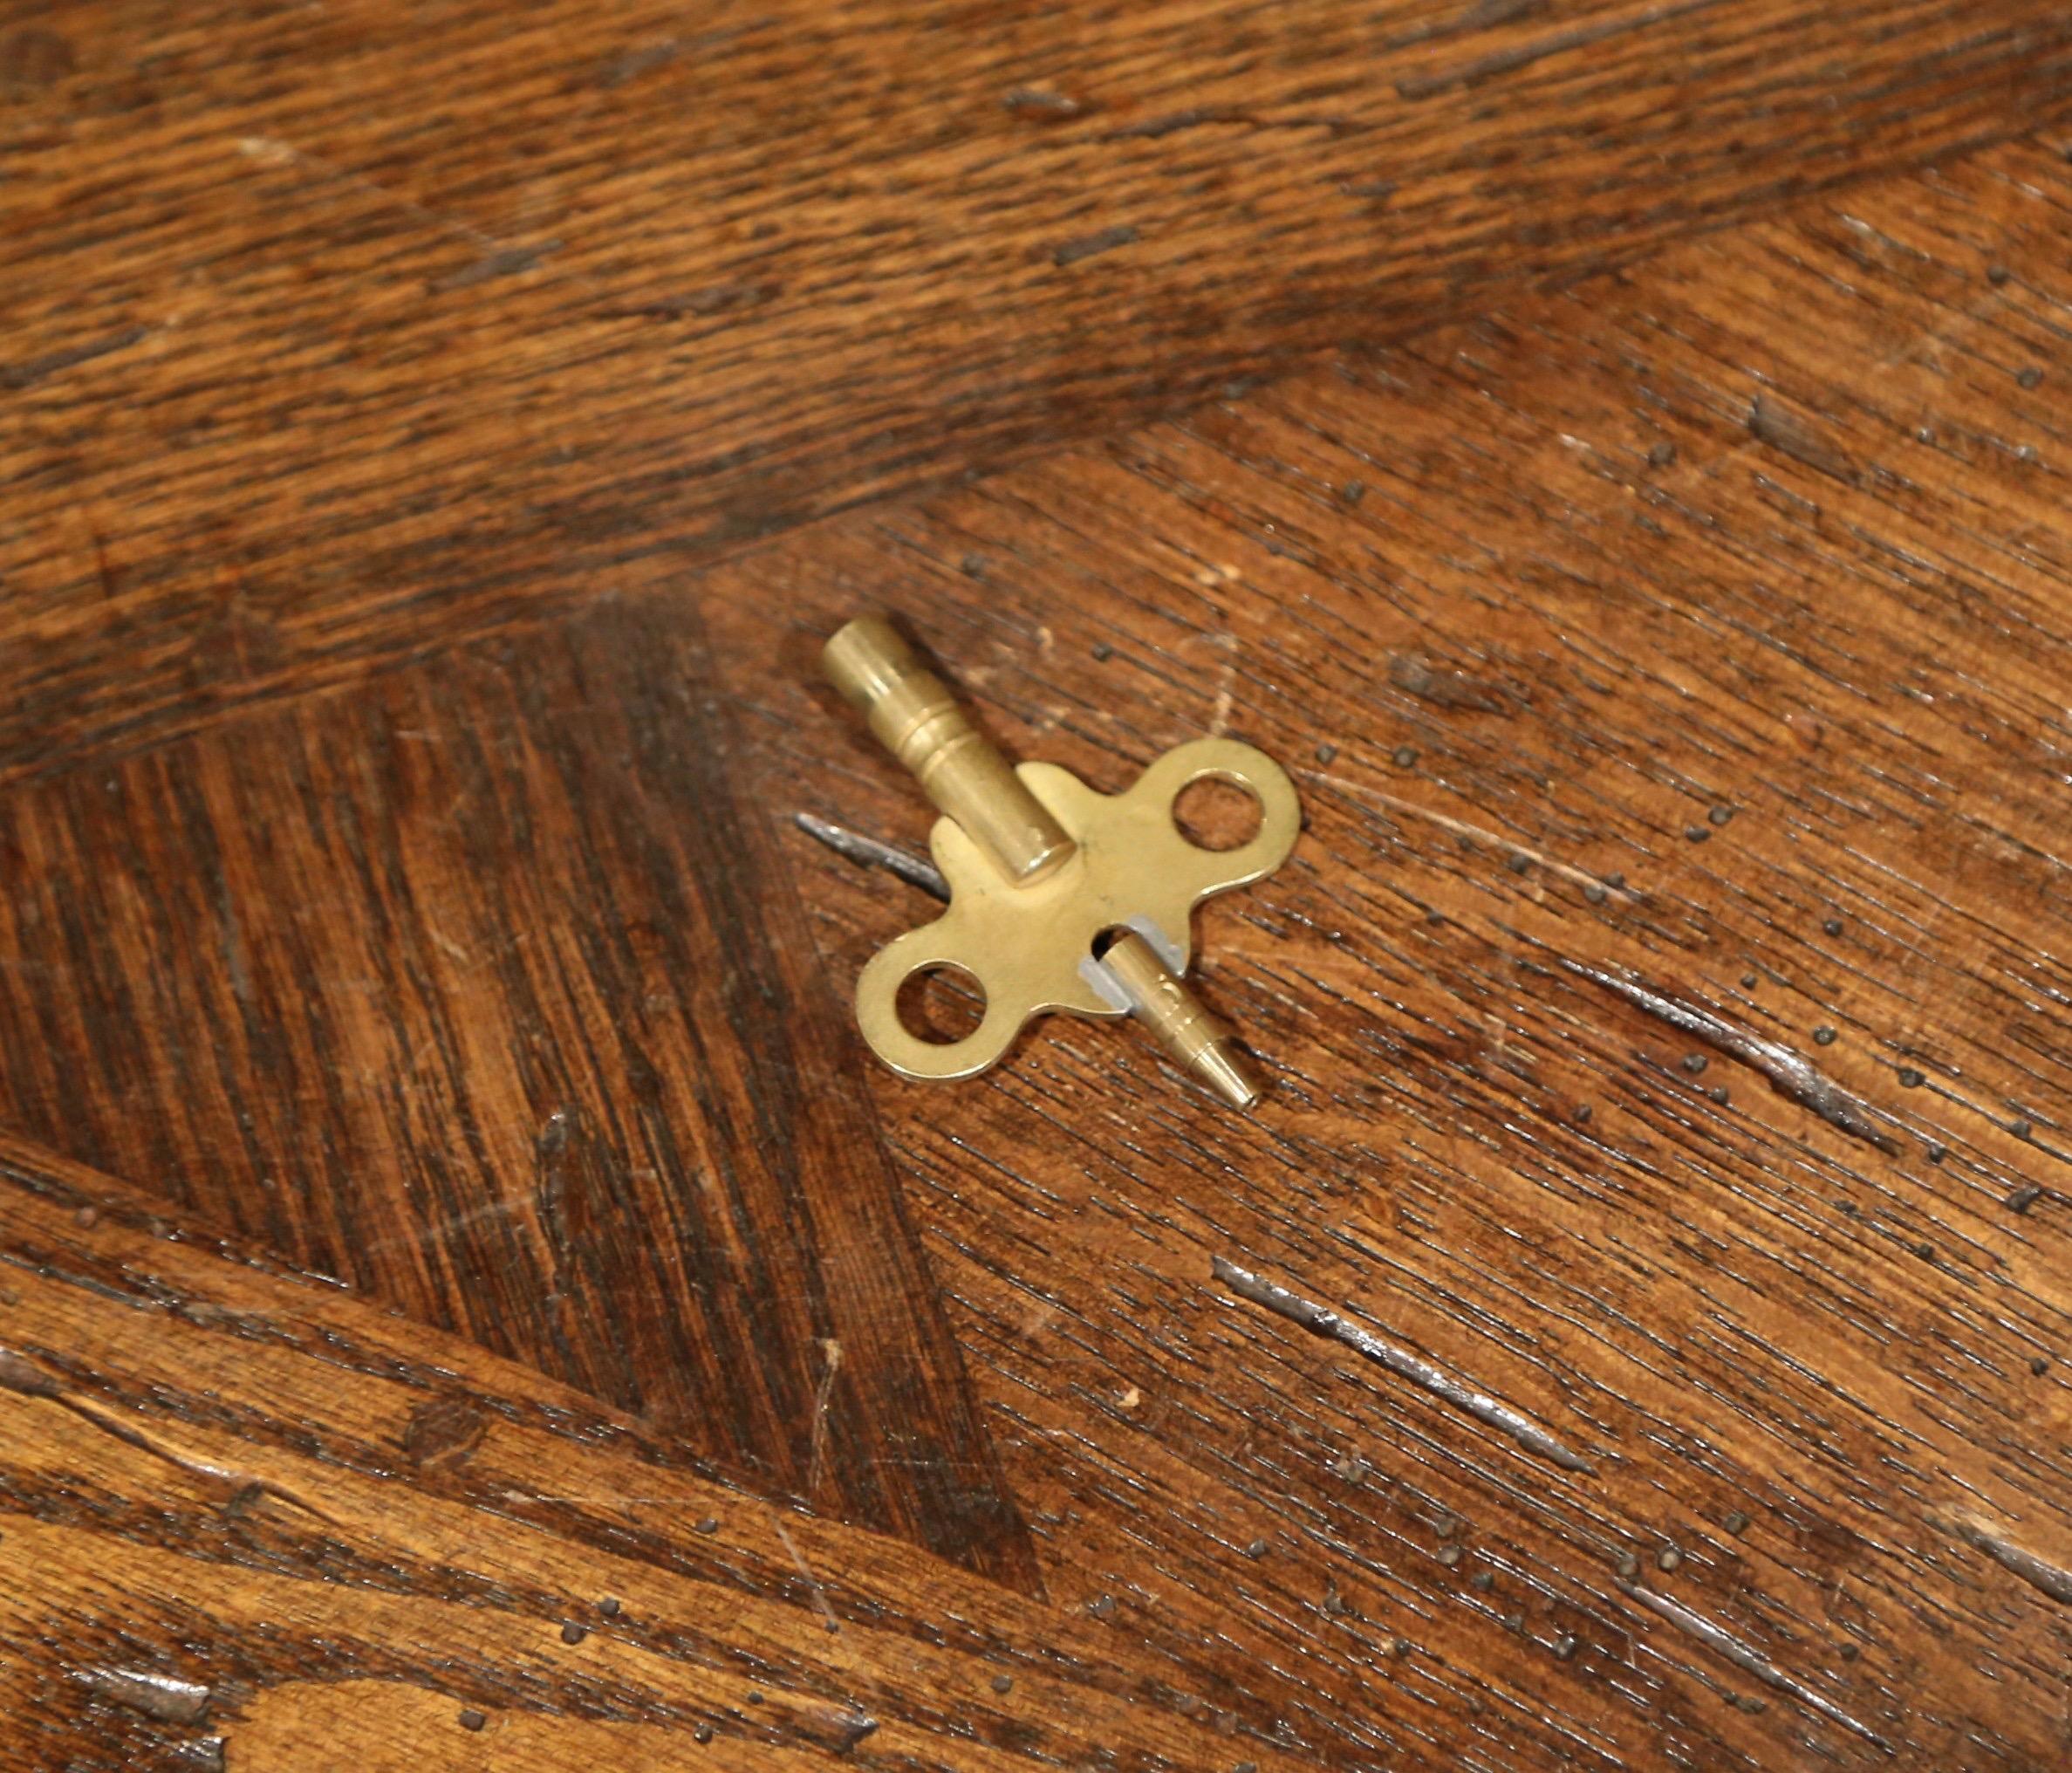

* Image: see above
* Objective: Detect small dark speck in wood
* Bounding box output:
[1052,224,1140,267]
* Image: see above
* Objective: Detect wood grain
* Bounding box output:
[0,1137,1304,1772]
[6,2,2072,777]
[0,592,1033,1588]
[695,132,2072,1770]
[8,127,2072,1765]
[6,7,2072,1770]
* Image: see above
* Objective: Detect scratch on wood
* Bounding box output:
[1397,0,1722,98]
[80,1667,212,1724]
[1563,960,1903,1154]
[772,1516,843,1633]
[1002,86,1084,119]
[400,1393,488,1468]
[598,280,778,321]
[1200,630,1239,736]
[1942,1514,2072,1605]
[434,241,563,291]
[0,1345,342,1523]
[0,324,149,391]
[1624,1582,1887,1745]
[1747,393,1859,484]
[1052,224,1139,267]
[1387,654,1508,714]
[1330,777,1629,899]
[1211,1257,1594,1473]
[595,38,681,87]
[235,136,586,307]
[1104,107,1361,140]
[592,18,774,87]
[803,1336,845,1504]
[792,1697,879,1754]
[794,812,948,900]
[0,1345,62,1398]
[362,1192,526,1261]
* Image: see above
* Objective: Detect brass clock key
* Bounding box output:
[822,616,1300,1109]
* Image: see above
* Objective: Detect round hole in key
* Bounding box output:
[1172,774,1264,852]
[894,962,988,1045]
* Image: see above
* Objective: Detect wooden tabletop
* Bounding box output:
[4,3,2071,1768]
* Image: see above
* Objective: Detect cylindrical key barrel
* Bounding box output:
[823,616,1076,886]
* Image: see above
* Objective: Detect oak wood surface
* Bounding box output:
[0,589,1033,1586]
[6,2,2072,777]
[5,3,2072,1770]
[714,132,2072,1770]
[0,1136,1277,1772]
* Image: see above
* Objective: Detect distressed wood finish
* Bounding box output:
[6,129,2072,1767]
[7,3,2072,1770]
[709,133,2072,1770]
[0,1138,1295,1772]
[6,2,2072,777]
[0,593,1032,1587]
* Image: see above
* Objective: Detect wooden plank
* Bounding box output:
[0,595,1035,1589]
[5,19,2072,1770]
[680,133,2068,1770]
[0,1137,1299,1772]
[6,3,2072,776]
[7,128,2072,1767]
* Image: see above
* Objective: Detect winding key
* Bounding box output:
[822,616,1300,1109]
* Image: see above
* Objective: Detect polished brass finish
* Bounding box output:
[820,613,1301,1109]
[1095,929,1263,1111]
[824,616,1075,885]
[846,734,1297,1090]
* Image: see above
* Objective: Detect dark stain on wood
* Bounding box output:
[0,25,75,95]
[401,1395,489,1468]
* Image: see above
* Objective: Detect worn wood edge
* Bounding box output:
[0,1133,1325,1767]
